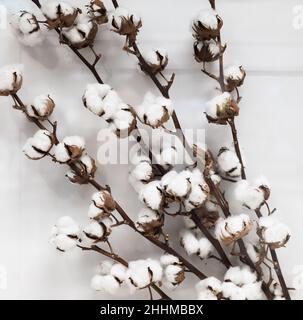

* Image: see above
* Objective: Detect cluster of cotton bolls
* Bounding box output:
[0,64,23,96]
[180,230,213,259]
[135,92,174,128]
[134,167,210,212]
[196,266,263,300]
[205,92,239,123]
[83,83,136,137]
[11,12,44,46]
[91,254,185,294]
[192,9,223,63]
[215,214,253,245]
[11,1,109,48]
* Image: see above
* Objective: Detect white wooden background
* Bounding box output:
[0,0,303,299]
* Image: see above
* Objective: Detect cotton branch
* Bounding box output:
[195,0,291,300]
[9,92,207,283]
[78,244,171,300]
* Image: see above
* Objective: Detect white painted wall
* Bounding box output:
[0,0,302,299]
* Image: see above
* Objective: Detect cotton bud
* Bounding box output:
[54,136,85,163]
[161,254,185,288]
[141,49,168,74]
[130,155,153,183]
[50,216,80,252]
[23,129,54,160]
[224,65,246,92]
[126,259,162,290]
[63,15,98,49]
[196,277,222,300]
[66,153,97,184]
[234,180,269,210]
[217,147,241,178]
[180,230,200,255]
[111,7,142,47]
[42,1,80,29]
[161,170,191,201]
[206,92,239,124]
[83,218,113,242]
[108,105,137,138]
[25,94,55,120]
[194,40,225,63]
[257,216,290,249]
[87,0,108,25]
[215,214,253,245]
[135,207,163,237]
[136,92,173,128]
[0,64,23,96]
[91,190,116,218]
[192,9,223,41]
[11,12,43,46]
[139,181,164,210]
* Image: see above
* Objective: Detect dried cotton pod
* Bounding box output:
[87,0,108,25]
[141,49,168,74]
[194,40,225,63]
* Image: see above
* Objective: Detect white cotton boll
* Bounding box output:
[224,65,244,81]
[97,261,114,276]
[63,136,85,149]
[206,92,233,119]
[161,170,191,199]
[136,207,161,232]
[54,143,70,163]
[136,92,173,128]
[224,266,257,286]
[83,83,111,116]
[215,214,252,245]
[156,146,181,167]
[110,264,127,283]
[217,148,241,177]
[234,180,265,210]
[196,277,222,298]
[91,274,120,294]
[146,259,163,282]
[198,237,213,259]
[221,282,246,300]
[180,230,200,255]
[184,184,208,212]
[111,7,141,29]
[195,9,219,30]
[0,64,23,96]
[52,234,77,252]
[242,282,264,300]
[197,290,218,300]
[131,161,153,182]
[88,203,105,220]
[160,254,180,267]
[79,154,96,175]
[126,259,162,290]
[258,216,290,247]
[139,181,163,210]
[11,12,44,47]
[23,130,53,160]
[83,221,104,240]
[111,107,135,131]
[26,94,55,119]
[42,1,75,20]
[164,265,183,283]
[56,216,79,236]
